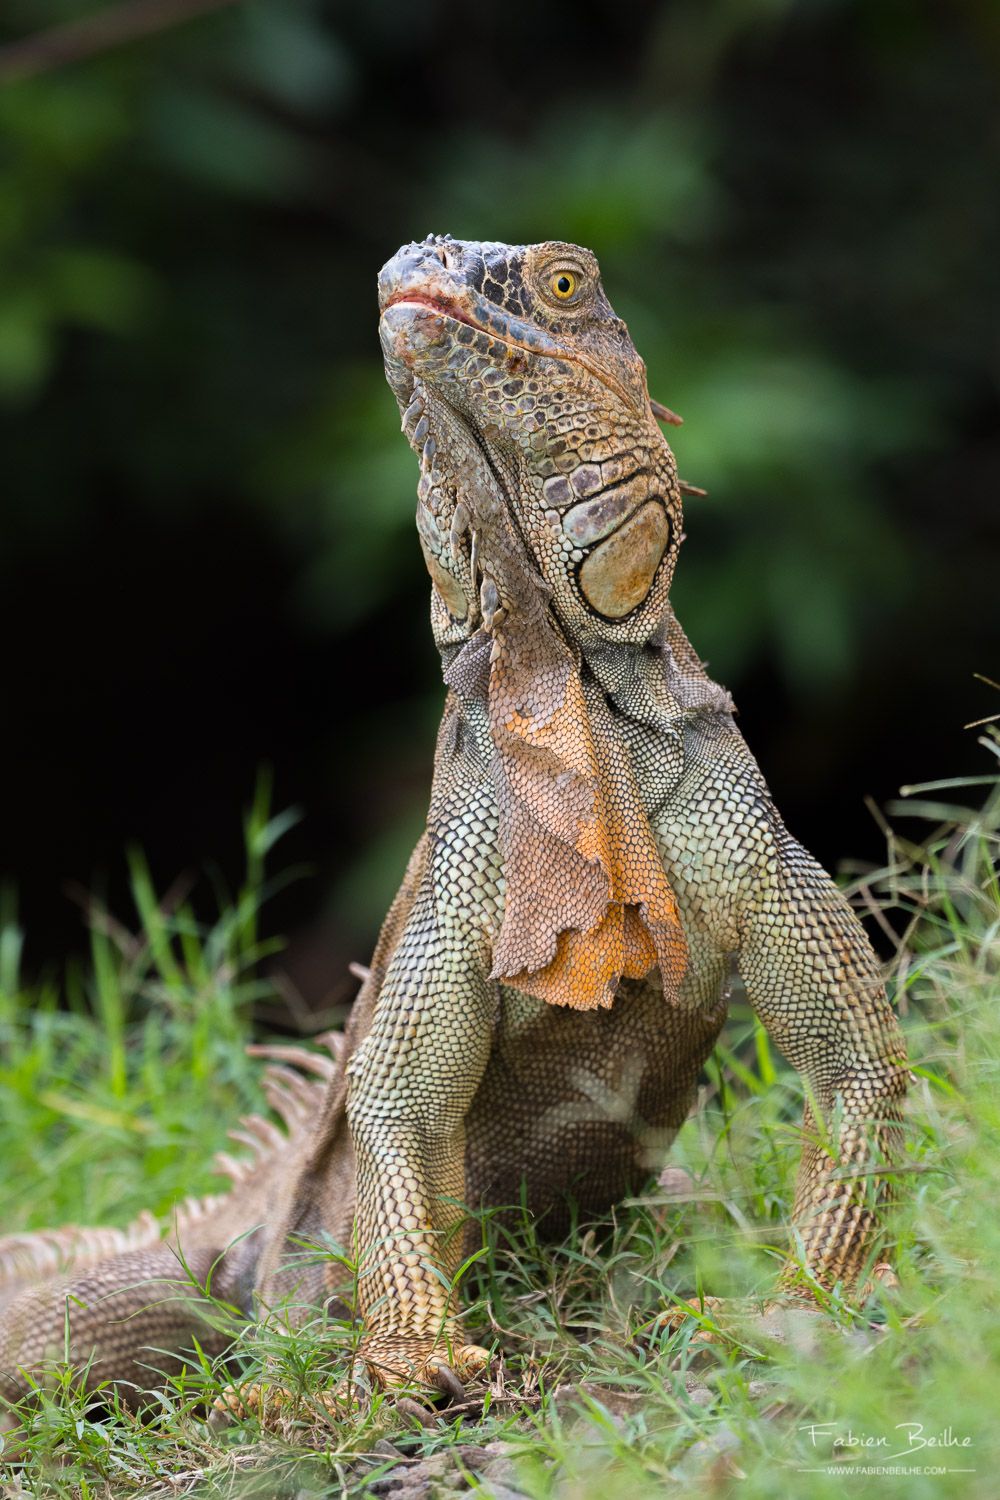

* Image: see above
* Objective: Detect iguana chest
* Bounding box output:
[463,977,727,1223]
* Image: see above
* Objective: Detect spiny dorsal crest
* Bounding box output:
[0,1032,342,1291]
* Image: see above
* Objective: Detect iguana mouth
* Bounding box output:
[382,291,481,332]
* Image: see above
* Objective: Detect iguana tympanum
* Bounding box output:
[0,237,908,1420]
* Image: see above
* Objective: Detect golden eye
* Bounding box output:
[550,271,577,300]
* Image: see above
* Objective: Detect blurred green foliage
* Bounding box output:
[0,0,996,981]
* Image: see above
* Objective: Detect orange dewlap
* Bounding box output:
[488,632,687,1010]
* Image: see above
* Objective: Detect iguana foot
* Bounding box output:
[647,1294,750,1351]
[358,1333,493,1396]
[210,1377,365,1428]
[653,1257,901,1341]
[646,1293,829,1359]
[648,1275,898,1366]
[861,1261,900,1296]
[651,1294,730,1336]
[211,1338,492,1429]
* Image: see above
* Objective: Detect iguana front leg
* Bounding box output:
[345,871,496,1390]
[659,730,907,1300]
[737,826,908,1294]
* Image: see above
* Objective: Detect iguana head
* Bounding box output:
[379,235,681,648]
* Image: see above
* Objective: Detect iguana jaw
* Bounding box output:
[380,290,645,424]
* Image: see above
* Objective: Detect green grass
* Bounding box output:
[1,741,999,1498]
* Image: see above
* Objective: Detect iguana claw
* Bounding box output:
[428,1360,467,1402]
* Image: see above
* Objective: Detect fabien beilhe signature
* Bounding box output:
[798,1422,974,1471]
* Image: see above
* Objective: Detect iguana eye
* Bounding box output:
[550,271,577,300]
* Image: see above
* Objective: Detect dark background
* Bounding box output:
[1,0,997,1017]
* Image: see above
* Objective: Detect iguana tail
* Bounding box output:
[0,1033,342,1410]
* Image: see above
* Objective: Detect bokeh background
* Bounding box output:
[1,0,997,1017]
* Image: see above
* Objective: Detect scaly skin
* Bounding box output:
[0,238,908,1418]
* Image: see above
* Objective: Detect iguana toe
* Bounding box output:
[360,1334,492,1395]
[210,1379,362,1429]
[650,1294,731,1339]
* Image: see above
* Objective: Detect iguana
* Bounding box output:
[0,237,908,1422]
